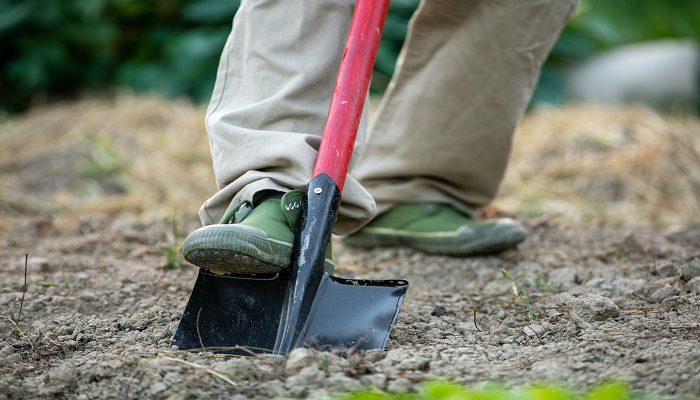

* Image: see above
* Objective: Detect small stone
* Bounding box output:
[547,267,578,285]
[285,365,325,398]
[1,353,23,366]
[326,373,361,392]
[524,323,547,337]
[149,382,167,395]
[680,258,700,282]
[650,285,681,302]
[0,345,13,357]
[655,261,678,277]
[360,373,387,389]
[686,277,700,294]
[570,294,620,322]
[387,377,413,393]
[48,363,77,385]
[430,306,446,317]
[362,349,386,363]
[285,348,316,374]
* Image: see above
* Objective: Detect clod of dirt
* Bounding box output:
[650,285,681,303]
[680,258,700,282]
[285,348,316,374]
[654,261,678,277]
[570,294,620,322]
[48,362,78,386]
[430,306,447,316]
[686,277,700,294]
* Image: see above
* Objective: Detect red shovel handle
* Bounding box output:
[312,0,390,192]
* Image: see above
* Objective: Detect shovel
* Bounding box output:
[171,0,408,356]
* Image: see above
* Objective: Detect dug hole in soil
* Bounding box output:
[1,96,699,399]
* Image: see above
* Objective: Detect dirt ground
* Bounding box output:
[1,96,699,399]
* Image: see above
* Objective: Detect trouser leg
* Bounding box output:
[353,0,577,216]
[200,0,376,235]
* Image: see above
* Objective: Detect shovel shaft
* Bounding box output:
[312,0,390,192]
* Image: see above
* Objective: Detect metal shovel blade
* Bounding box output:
[170,269,408,355]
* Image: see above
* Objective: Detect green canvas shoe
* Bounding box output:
[343,203,527,256]
[182,190,334,275]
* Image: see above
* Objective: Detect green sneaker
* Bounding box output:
[343,203,527,255]
[182,190,334,275]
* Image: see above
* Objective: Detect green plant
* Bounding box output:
[333,381,651,400]
[500,268,536,321]
[161,214,183,270]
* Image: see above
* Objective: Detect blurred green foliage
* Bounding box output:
[0,0,238,112]
[334,381,647,400]
[1,0,699,113]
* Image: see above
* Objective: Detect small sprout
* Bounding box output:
[161,214,183,270]
[501,268,536,321]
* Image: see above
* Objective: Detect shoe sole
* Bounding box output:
[343,222,527,256]
[183,225,334,275]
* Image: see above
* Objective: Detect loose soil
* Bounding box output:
[1,96,699,399]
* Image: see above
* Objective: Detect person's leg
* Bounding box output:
[184,0,376,274]
[346,0,577,254]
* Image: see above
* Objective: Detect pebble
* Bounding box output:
[285,348,317,374]
[547,267,578,285]
[686,277,700,294]
[362,349,386,363]
[0,345,13,357]
[360,373,387,389]
[387,377,413,393]
[650,285,681,302]
[655,261,678,277]
[680,258,700,281]
[570,294,620,322]
[285,365,324,398]
[48,363,77,385]
[1,353,23,366]
[326,373,361,392]
[524,323,547,337]
[149,382,167,395]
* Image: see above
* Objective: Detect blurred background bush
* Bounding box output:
[1,0,699,114]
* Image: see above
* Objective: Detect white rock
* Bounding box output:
[570,294,620,322]
[565,40,699,110]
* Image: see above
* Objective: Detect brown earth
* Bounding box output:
[1,95,699,399]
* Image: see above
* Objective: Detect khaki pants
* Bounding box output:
[200,0,577,235]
